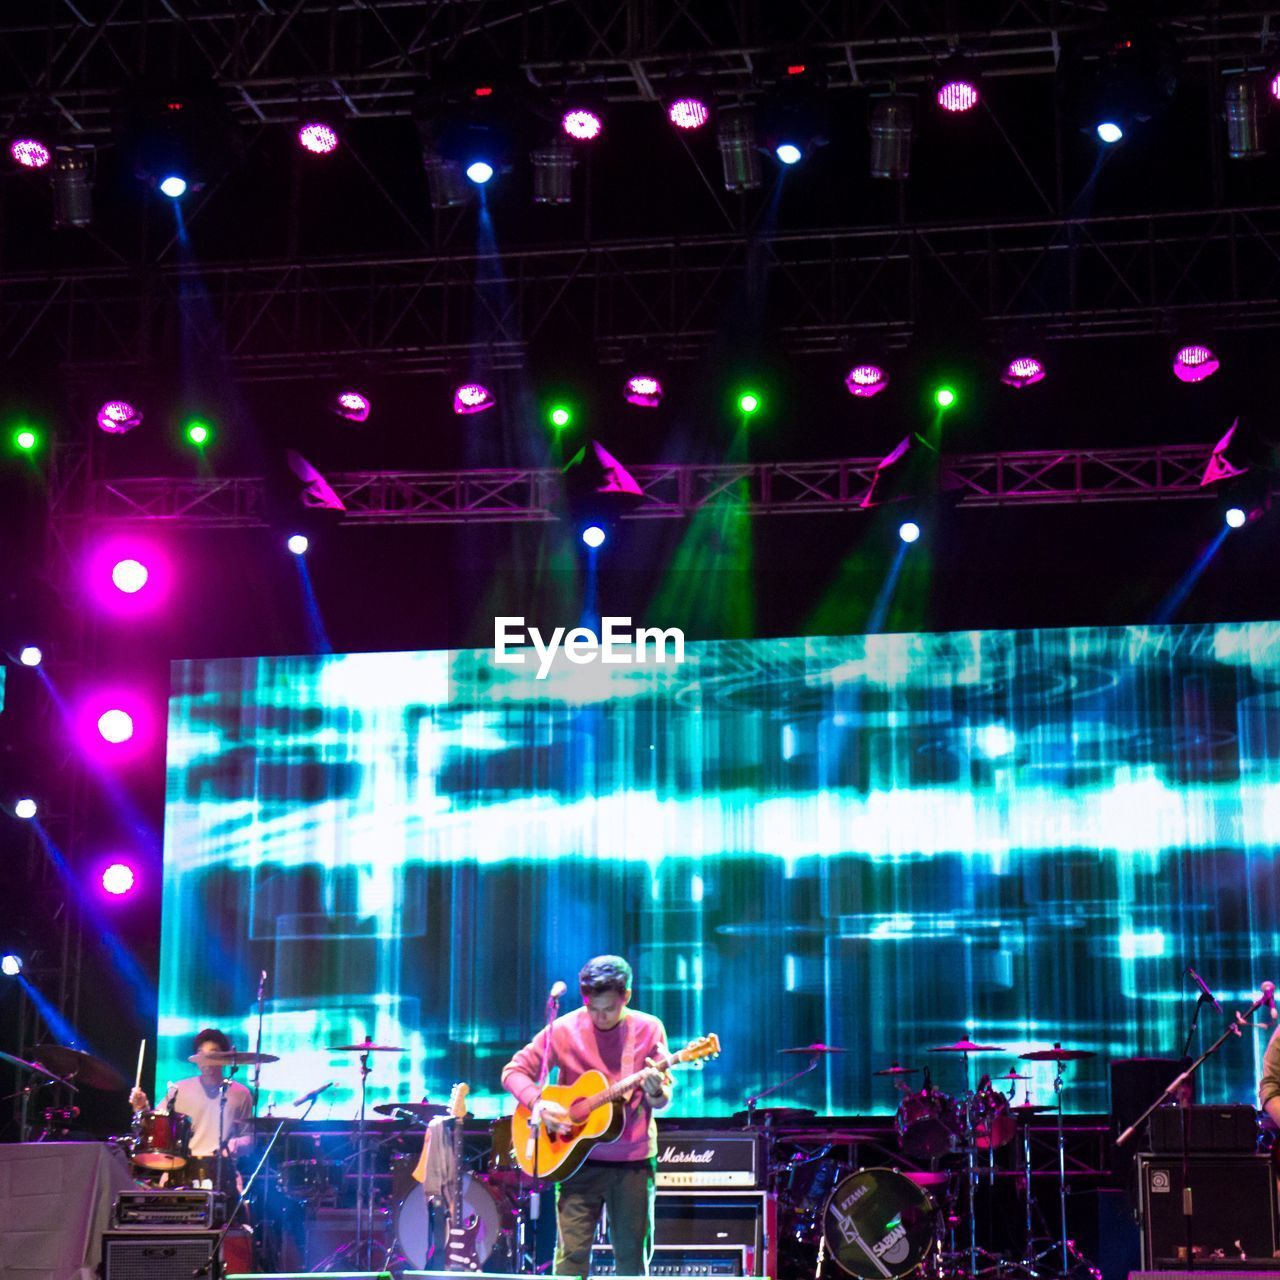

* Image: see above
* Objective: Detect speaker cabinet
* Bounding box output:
[653,1190,776,1277]
[102,1232,219,1280]
[1137,1154,1278,1267]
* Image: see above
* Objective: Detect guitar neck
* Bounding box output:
[580,1050,679,1113]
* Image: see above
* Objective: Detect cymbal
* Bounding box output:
[732,1106,817,1126]
[1010,1103,1054,1114]
[33,1044,125,1091]
[188,1050,280,1067]
[373,1102,448,1121]
[1018,1047,1096,1062]
[0,1048,76,1090]
[873,1064,921,1077]
[779,1043,845,1055]
[329,1040,406,1052]
[928,1039,1005,1053]
[998,1070,1032,1082]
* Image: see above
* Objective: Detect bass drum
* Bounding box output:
[396,1174,511,1269]
[822,1168,937,1280]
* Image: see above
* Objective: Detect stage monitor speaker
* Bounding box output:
[102,1231,219,1280]
[1137,1153,1278,1267]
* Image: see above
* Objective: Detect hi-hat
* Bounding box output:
[1018,1046,1096,1062]
[779,1042,846,1055]
[188,1050,279,1067]
[928,1039,1005,1053]
[0,1048,77,1090]
[873,1064,921,1077]
[33,1044,125,1090]
[373,1102,448,1121]
[329,1040,406,1052]
[998,1069,1032,1082]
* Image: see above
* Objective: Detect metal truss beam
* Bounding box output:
[9,205,1280,375]
[1,3,1276,135]
[61,442,1226,529]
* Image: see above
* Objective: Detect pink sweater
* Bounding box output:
[502,1006,670,1162]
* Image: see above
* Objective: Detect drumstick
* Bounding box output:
[134,1040,146,1091]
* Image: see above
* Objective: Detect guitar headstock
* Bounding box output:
[448,1082,469,1119]
[672,1034,720,1067]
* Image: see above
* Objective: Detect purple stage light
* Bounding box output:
[668,98,710,130]
[1173,344,1219,383]
[844,364,890,398]
[1000,356,1046,389]
[452,382,495,415]
[624,374,663,408]
[936,80,979,113]
[111,558,149,594]
[1271,71,1280,102]
[101,863,136,896]
[10,138,51,169]
[97,708,135,744]
[86,538,170,616]
[97,400,143,434]
[297,121,339,155]
[562,109,603,141]
[335,390,371,422]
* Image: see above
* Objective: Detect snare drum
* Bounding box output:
[822,1168,937,1279]
[131,1110,192,1171]
[395,1174,512,1269]
[894,1089,958,1159]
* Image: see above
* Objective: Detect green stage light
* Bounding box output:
[185,419,211,446]
[738,391,760,414]
[934,386,956,409]
[549,405,572,428]
[15,427,38,451]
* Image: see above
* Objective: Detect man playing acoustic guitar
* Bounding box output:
[502,955,673,1277]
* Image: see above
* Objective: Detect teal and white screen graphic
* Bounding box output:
[159,623,1280,1117]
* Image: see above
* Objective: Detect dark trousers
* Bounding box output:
[554,1159,655,1277]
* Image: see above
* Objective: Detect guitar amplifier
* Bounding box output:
[1137,1154,1278,1267]
[112,1189,222,1230]
[102,1231,219,1280]
[656,1132,763,1188]
[653,1190,776,1277]
[1147,1105,1259,1153]
[592,1245,749,1275]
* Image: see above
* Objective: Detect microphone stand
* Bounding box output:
[249,972,268,1269]
[1117,983,1276,1271]
[744,1051,822,1119]
[523,988,561,1274]
[1180,993,1211,1060]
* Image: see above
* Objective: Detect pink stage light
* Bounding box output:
[452,382,495,415]
[10,138,51,169]
[335,390,371,422]
[76,690,152,761]
[936,80,979,113]
[562,109,603,141]
[624,374,663,408]
[111,559,149,594]
[1173,344,1219,383]
[97,400,143,434]
[844,364,890,398]
[97,709,135,744]
[297,121,339,154]
[667,98,710,130]
[86,538,170,616]
[1001,356,1046,388]
[1270,71,1280,102]
[101,863,136,896]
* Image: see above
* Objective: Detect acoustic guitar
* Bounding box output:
[511,1034,720,1182]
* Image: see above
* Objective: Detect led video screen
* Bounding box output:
[159,623,1280,1118]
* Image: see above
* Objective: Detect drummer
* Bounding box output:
[130,1028,254,1164]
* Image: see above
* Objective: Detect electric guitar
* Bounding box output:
[442,1083,481,1272]
[511,1033,720,1182]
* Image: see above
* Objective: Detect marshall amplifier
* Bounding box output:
[656,1131,763,1188]
[591,1245,749,1275]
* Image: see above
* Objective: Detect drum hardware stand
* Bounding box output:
[745,1048,823,1120]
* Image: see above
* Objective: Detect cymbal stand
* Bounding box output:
[745,1050,823,1116]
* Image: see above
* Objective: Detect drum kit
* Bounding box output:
[766,1038,1100,1280]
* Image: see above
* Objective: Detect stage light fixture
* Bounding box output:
[625,375,663,408]
[51,146,93,229]
[550,405,572,428]
[775,142,803,166]
[15,428,38,451]
[185,419,210,446]
[561,108,604,142]
[158,174,188,198]
[297,121,340,155]
[899,520,921,544]
[937,79,980,113]
[845,364,889,398]
[738,391,761,414]
[453,382,495,415]
[717,106,762,192]
[1225,505,1247,528]
[1001,356,1046,389]
[97,709,135,744]
[1096,120,1124,144]
[97,400,142,434]
[532,137,575,205]
[18,646,42,667]
[465,160,494,185]
[582,524,607,548]
[934,387,957,408]
[14,799,36,820]
[1172,343,1219,383]
[111,558,149,594]
[1270,67,1280,102]
[287,534,309,555]
[668,97,710,130]
[423,154,469,209]
[9,137,50,169]
[335,390,371,422]
[1224,74,1264,159]
[869,95,913,179]
[1,955,22,977]
[101,863,136,896]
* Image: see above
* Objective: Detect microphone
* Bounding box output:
[1187,966,1222,1012]
[549,980,567,1002]
[292,1081,335,1107]
[1263,981,1276,1020]
[257,970,267,999]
